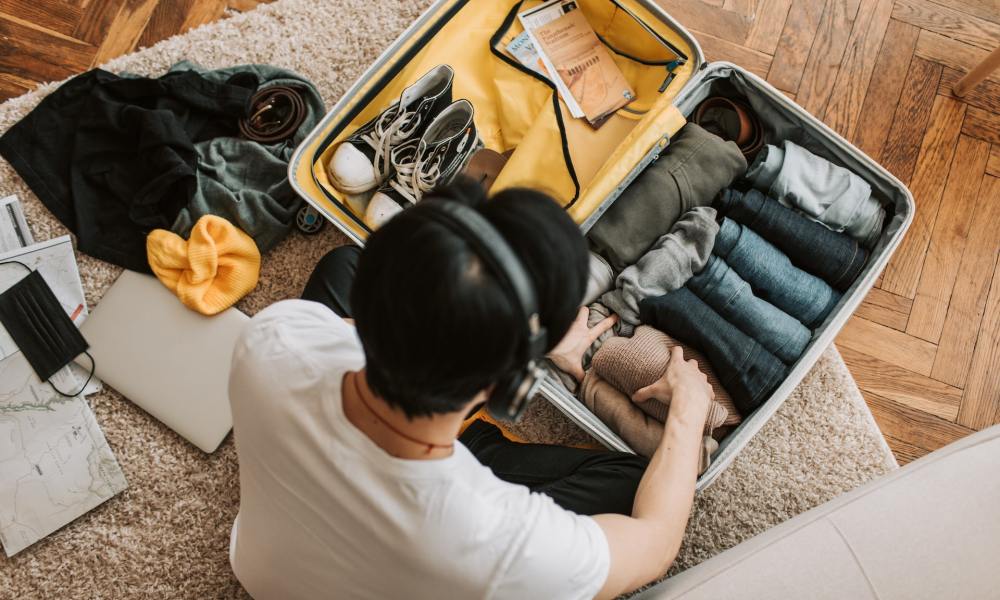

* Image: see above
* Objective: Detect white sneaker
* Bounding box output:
[327,65,454,193]
[365,99,482,228]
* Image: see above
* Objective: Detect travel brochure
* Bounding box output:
[512,0,636,128]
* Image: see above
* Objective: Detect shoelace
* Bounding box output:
[359,106,423,181]
[389,128,473,205]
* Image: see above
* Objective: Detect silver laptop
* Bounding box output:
[78,271,248,453]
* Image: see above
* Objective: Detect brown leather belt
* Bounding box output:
[239,85,308,144]
[693,96,764,160]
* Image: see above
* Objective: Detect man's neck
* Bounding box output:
[342,370,469,460]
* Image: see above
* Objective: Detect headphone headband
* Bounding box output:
[423,200,539,326]
[419,200,548,420]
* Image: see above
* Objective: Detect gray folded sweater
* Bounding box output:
[167,61,326,253]
[600,206,719,326]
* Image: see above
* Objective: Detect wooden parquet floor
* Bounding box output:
[0,0,267,99]
[1,0,998,464]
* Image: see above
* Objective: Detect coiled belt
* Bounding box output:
[239,85,308,144]
[693,96,764,160]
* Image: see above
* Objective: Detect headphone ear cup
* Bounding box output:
[486,372,526,422]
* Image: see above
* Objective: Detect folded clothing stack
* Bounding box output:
[600,206,719,327]
[716,188,868,292]
[568,98,884,440]
[687,255,812,364]
[640,288,788,417]
[713,217,841,328]
[592,326,738,427]
[589,122,747,271]
[580,371,720,473]
[579,326,734,469]
[635,210,855,415]
[746,140,885,248]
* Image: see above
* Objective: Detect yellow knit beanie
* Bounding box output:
[147,215,261,315]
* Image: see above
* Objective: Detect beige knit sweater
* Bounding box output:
[592,326,741,427]
[580,371,718,471]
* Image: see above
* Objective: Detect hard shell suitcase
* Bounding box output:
[288,0,915,490]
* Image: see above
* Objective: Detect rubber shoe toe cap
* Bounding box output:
[365,192,404,228]
[328,144,378,193]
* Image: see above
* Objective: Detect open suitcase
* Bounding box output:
[288,0,915,490]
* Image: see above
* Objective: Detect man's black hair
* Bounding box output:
[351,177,589,419]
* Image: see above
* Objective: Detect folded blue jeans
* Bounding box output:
[639,288,786,416]
[746,141,885,248]
[687,255,811,364]
[716,188,868,291]
[713,218,841,327]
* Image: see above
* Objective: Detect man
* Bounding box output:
[228,179,714,599]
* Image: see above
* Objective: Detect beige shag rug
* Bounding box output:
[0,0,897,597]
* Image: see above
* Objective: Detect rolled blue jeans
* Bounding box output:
[687,255,811,364]
[713,218,841,327]
[639,288,786,416]
[716,188,868,291]
[745,141,885,248]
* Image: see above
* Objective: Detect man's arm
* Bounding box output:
[592,347,712,599]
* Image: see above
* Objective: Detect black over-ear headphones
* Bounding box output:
[420,200,549,421]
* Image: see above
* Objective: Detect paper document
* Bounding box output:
[506,31,547,77]
[518,0,585,119]
[69,363,103,397]
[0,236,88,360]
[0,195,33,252]
[529,2,635,126]
[0,352,127,556]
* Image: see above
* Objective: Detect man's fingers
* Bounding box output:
[669,346,685,363]
[588,314,618,342]
[632,383,658,404]
[575,306,589,324]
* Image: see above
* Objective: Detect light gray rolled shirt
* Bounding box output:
[747,140,885,248]
[583,252,615,306]
[600,206,720,326]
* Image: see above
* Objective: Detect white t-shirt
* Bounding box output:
[228,300,610,600]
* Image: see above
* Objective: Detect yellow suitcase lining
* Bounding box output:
[297,0,697,242]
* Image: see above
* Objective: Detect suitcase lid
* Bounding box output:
[289,0,705,245]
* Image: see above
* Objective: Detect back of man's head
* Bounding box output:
[351,178,589,419]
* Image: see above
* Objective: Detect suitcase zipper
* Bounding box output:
[578,133,671,234]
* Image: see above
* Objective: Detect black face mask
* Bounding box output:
[0,261,94,396]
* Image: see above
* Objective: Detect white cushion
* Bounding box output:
[640,425,1000,599]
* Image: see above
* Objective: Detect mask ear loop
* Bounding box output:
[0,260,97,397]
[48,350,95,397]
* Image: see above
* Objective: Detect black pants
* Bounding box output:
[302,247,648,516]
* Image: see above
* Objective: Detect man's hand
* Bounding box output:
[632,346,713,428]
[547,307,617,382]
